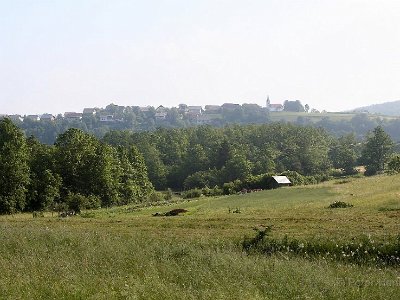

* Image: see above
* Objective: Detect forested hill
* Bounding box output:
[8,111,400,145]
[353,100,400,116]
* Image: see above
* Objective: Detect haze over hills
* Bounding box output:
[352,100,400,116]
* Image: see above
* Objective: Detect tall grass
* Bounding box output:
[0,222,399,299]
[1,175,400,298]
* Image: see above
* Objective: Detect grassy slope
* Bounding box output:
[269,111,400,123]
[1,175,400,299]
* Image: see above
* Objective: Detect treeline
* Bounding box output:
[0,119,153,214]
[16,103,269,144]
[102,124,342,190]
[11,103,400,145]
[1,117,397,214]
[103,123,397,191]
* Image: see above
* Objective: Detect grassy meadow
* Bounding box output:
[1,175,400,299]
[269,111,400,123]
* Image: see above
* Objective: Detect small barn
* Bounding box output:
[271,176,291,188]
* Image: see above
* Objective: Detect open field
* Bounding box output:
[1,175,400,299]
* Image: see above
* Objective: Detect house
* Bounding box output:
[266,96,284,112]
[196,114,222,125]
[156,105,167,113]
[138,106,154,116]
[186,106,203,120]
[271,176,291,187]
[64,112,82,120]
[178,104,188,113]
[82,108,97,116]
[242,103,261,109]
[155,112,167,121]
[26,115,40,121]
[99,114,114,122]
[40,113,55,121]
[8,114,23,122]
[222,103,240,111]
[204,105,221,114]
[268,104,284,112]
[187,106,203,114]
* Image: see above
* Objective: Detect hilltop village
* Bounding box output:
[1,99,311,126]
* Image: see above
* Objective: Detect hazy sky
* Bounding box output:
[1,0,400,115]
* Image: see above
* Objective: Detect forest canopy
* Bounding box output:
[0,117,396,214]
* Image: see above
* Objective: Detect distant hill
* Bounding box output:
[352,100,400,116]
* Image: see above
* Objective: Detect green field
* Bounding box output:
[269,111,400,123]
[1,175,400,299]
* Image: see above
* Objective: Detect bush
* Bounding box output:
[147,191,165,203]
[183,169,222,190]
[242,227,400,266]
[328,201,353,208]
[280,171,305,186]
[364,166,378,176]
[222,182,236,195]
[163,188,173,200]
[241,173,275,190]
[65,193,101,213]
[84,195,102,209]
[212,186,223,196]
[182,189,202,199]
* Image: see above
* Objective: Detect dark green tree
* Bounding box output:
[361,126,393,175]
[117,146,153,204]
[222,149,252,182]
[0,119,30,214]
[26,137,61,211]
[283,100,305,112]
[387,154,400,173]
[329,134,359,174]
[55,128,121,206]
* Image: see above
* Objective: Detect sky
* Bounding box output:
[1,0,400,115]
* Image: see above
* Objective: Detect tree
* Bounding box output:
[117,146,153,204]
[0,118,30,214]
[361,126,393,175]
[26,137,61,211]
[387,154,400,173]
[283,100,305,112]
[329,134,359,174]
[222,149,252,182]
[304,104,310,113]
[55,128,121,206]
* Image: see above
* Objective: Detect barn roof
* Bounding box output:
[272,176,291,184]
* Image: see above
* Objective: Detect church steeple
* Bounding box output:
[266,95,270,107]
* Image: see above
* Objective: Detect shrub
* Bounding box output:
[280,171,305,186]
[364,166,378,176]
[212,186,223,196]
[152,208,188,217]
[334,179,351,185]
[242,227,400,266]
[182,188,202,199]
[163,188,173,200]
[65,193,101,213]
[222,182,236,195]
[183,169,222,190]
[84,195,102,209]
[328,201,353,208]
[147,191,165,203]
[241,173,275,190]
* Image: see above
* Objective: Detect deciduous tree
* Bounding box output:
[0,119,30,213]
